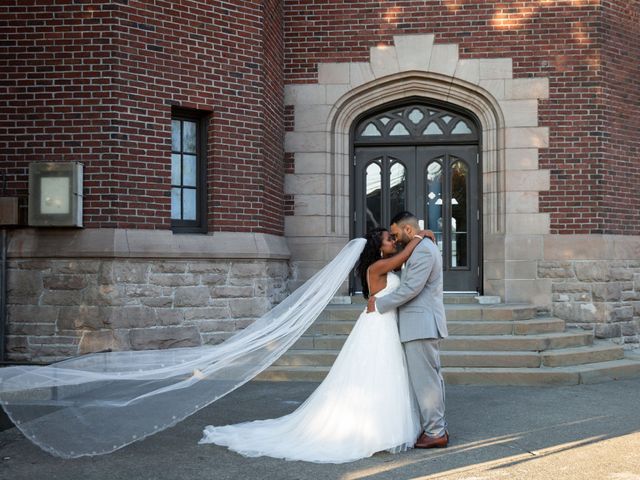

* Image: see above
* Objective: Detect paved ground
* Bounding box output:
[1,378,640,480]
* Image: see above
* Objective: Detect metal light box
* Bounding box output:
[28,162,83,227]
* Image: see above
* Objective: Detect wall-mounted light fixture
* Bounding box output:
[28,162,83,227]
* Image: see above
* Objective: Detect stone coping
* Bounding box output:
[8,230,639,262]
[542,234,640,261]
[7,228,290,260]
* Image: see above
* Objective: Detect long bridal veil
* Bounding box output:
[0,238,366,458]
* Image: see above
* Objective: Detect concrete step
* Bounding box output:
[351,293,482,305]
[307,320,355,335]
[260,358,640,385]
[441,332,593,352]
[295,330,593,351]
[442,351,541,368]
[276,343,623,369]
[441,344,624,368]
[575,358,640,384]
[448,318,566,335]
[293,335,346,350]
[318,304,364,321]
[442,304,539,321]
[512,318,567,335]
[257,366,330,382]
[274,349,338,367]
[540,343,624,367]
[317,303,539,322]
[275,349,542,368]
[444,294,481,304]
[308,317,565,337]
[444,359,640,386]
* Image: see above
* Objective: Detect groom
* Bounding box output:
[367,211,449,448]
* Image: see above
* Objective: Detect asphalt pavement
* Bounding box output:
[1,378,640,480]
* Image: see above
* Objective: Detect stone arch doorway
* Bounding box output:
[352,100,481,292]
[284,35,551,302]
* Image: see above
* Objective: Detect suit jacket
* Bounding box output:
[375,238,448,342]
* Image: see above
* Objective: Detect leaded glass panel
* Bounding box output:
[365,162,382,232]
[171,154,181,185]
[389,161,406,220]
[171,188,181,219]
[426,160,444,248]
[183,155,197,187]
[450,159,468,267]
[408,108,424,124]
[362,123,382,136]
[424,122,444,135]
[451,121,472,134]
[355,104,477,143]
[183,188,196,220]
[182,121,197,153]
[171,120,181,151]
[389,123,410,136]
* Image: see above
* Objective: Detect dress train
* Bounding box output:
[200,273,420,463]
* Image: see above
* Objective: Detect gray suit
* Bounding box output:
[375,238,448,437]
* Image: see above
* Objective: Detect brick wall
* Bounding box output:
[3,1,638,235]
[282,0,639,235]
[1,0,285,234]
[600,1,640,234]
[1,1,120,224]
[257,0,285,234]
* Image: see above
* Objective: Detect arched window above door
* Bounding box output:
[355,104,478,144]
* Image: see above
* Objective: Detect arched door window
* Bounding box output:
[355,105,478,144]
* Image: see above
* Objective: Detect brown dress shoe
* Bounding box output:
[414,431,449,449]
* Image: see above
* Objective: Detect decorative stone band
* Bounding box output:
[281,33,552,300]
[7,229,290,260]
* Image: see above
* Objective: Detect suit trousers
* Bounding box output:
[402,338,447,437]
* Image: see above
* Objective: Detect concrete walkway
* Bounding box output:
[1,378,640,480]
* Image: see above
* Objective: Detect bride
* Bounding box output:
[0,230,431,459]
[200,228,433,463]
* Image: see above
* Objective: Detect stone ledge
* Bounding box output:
[543,234,640,261]
[7,229,290,260]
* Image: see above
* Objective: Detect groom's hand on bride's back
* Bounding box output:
[367,296,376,313]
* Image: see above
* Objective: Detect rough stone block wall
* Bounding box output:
[6,258,289,363]
[539,260,640,347]
[1,0,285,234]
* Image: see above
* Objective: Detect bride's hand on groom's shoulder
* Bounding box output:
[420,229,436,243]
[367,296,376,313]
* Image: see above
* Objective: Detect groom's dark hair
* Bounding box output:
[390,211,419,228]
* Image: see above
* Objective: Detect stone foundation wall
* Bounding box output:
[7,258,290,363]
[539,260,640,348]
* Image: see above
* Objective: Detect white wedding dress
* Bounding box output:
[199,272,420,463]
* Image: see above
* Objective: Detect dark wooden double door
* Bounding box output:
[354,145,480,292]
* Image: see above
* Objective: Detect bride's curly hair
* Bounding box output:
[355,228,387,299]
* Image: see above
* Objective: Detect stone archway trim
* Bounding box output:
[284,34,551,301]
